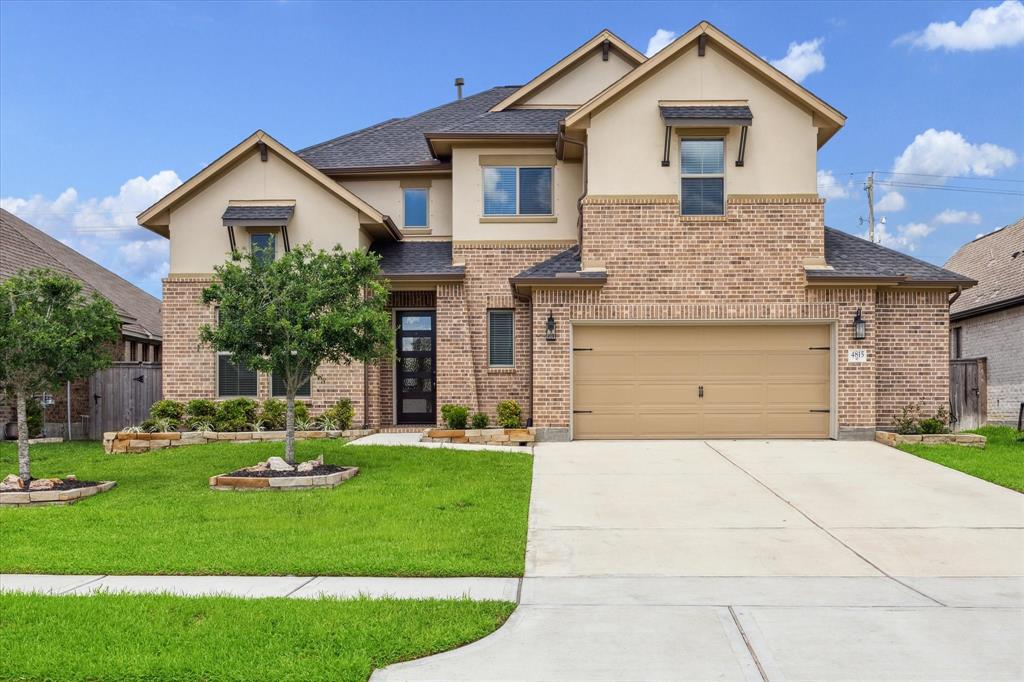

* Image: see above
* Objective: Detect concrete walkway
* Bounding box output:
[349,431,532,453]
[0,574,519,601]
[373,439,1024,681]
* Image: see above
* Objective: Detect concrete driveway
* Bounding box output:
[374,440,1024,681]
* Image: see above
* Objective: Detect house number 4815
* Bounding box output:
[848,349,868,363]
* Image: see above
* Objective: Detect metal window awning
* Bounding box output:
[659,105,753,127]
[221,204,295,252]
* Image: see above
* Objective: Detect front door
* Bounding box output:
[396,311,436,425]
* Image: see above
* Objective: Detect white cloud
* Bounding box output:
[934,209,982,225]
[869,221,934,252]
[645,29,677,57]
[816,170,850,200]
[897,0,1024,51]
[875,190,906,212]
[892,129,1018,179]
[1,171,181,296]
[770,38,825,83]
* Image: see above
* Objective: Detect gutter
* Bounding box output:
[950,293,1024,322]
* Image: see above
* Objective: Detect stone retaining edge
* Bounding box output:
[104,429,376,454]
[875,430,986,448]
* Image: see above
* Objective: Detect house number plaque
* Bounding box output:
[848,349,868,363]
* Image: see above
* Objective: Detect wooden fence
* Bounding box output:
[949,358,987,432]
[87,363,162,440]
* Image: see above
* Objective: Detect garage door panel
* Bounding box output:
[573,324,831,439]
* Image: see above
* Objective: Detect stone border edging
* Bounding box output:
[104,429,376,454]
[875,431,986,448]
[0,481,116,506]
[424,427,536,446]
[209,467,359,491]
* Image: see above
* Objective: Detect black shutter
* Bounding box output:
[488,310,514,367]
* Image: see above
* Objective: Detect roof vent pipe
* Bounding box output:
[454,77,464,100]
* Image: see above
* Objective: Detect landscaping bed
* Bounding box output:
[104,428,375,454]
[0,474,115,506]
[0,439,533,576]
[424,427,536,446]
[210,456,359,491]
[0,592,515,682]
[896,425,1024,493]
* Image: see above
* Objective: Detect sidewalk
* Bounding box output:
[0,574,520,601]
[349,431,532,453]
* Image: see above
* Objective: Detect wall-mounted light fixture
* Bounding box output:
[545,311,556,342]
[853,308,866,340]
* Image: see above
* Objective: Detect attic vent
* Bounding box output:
[602,38,610,61]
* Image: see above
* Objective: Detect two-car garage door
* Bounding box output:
[572,324,831,439]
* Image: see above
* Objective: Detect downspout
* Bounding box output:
[363,363,369,429]
[948,286,962,307]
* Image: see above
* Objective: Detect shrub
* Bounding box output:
[919,406,950,434]
[149,399,184,422]
[185,399,217,421]
[214,398,259,432]
[496,400,522,429]
[139,417,159,433]
[471,412,490,429]
[320,399,354,431]
[25,398,43,437]
[259,399,287,430]
[441,404,469,430]
[893,402,921,435]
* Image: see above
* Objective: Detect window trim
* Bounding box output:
[216,351,259,399]
[487,309,515,368]
[679,137,726,217]
[402,186,430,229]
[481,166,554,218]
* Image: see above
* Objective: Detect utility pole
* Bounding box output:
[865,171,876,243]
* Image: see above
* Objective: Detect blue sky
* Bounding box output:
[2,0,1022,297]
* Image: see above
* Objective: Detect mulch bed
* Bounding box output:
[1,478,100,492]
[224,464,348,479]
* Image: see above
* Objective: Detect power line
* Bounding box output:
[875,181,1024,196]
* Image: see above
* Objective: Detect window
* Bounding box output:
[403,188,428,228]
[488,310,514,367]
[680,138,725,216]
[218,353,258,397]
[271,373,311,397]
[950,327,962,359]
[483,167,552,216]
[250,233,276,265]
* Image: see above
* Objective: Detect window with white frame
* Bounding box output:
[217,353,258,397]
[482,167,552,216]
[680,138,725,216]
[402,187,429,228]
[488,309,514,367]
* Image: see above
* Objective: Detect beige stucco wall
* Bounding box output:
[341,177,453,237]
[168,149,368,273]
[586,43,818,197]
[451,145,581,242]
[521,48,635,107]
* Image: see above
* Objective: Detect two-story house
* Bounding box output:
[139,22,974,441]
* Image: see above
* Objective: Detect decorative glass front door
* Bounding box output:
[395,311,436,424]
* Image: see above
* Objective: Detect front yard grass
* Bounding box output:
[898,425,1024,492]
[0,592,514,681]
[0,440,532,576]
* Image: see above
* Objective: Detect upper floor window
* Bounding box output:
[680,138,725,216]
[250,233,276,266]
[483,167,552,216]
[403,188,429,228]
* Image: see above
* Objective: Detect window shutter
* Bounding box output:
[488,310,514,367]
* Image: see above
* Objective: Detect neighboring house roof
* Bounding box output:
[137,130,400,240]
[489,29,646,112]
[811,227,977,286]
[0,208,162,341]
[563,21,845,147]
[944,218,1024,319]
[369,240,464,281]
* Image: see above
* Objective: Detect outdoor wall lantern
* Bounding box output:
[853,308,867,340]
[545,311,557,342]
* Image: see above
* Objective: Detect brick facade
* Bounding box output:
[953,304,1024,424]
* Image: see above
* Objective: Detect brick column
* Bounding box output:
[435,283,479,418]
[531,289,572,439]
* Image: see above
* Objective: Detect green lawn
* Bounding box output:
[898,425,1024,492]
[0,440,532,576]
[0,592,513,681]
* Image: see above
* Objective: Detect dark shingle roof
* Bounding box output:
[370,241,464,279]
[944,218,1024,316]
[222,205,294,223]
[815,227,976,285]
[298,87,567,171]
[512,247,606,282]
[660,105,753,121]
[0,208,162,340]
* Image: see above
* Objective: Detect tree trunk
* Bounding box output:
[284,392,296,465]
[16,390,30,482]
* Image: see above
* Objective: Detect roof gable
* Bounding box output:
[491,29,645,112]
[945,218,1024,315]
[564,22,845,147]
[137,131,397,238]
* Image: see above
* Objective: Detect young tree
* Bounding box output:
[0,269,121,481]
[200,243,392,464]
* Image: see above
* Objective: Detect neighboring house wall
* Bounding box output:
[519,47,636,106]
[585,43,818,197]
[955,305,1024,424]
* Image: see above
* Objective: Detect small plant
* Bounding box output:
[919,406,950,434]
[139,417,159,433]
[185,399,217,422]
[471,412,490,429]
[214,398,259,432]
[250,421,266,433]
[149,400,185,422]
[120,424,144,434]
[259,399,287,430]
[149,416,177,433]
[893,402,921,435]
[295,417,315,431]
[320,398,354,431]
[318,414,340,431]
[441,404,469,429]
[496,400,522,428]
[188,420,214,432]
